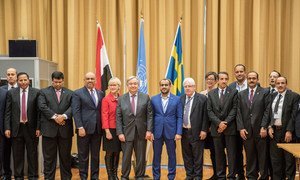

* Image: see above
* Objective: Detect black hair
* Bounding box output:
[51,71,64,80]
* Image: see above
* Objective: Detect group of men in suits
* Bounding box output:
[163,64,299,180]
[211,64,299,180]
[0,69,105,180]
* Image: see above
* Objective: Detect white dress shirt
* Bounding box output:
[235,80,247,92]
[272,90,287,126]
[183,92,195,129]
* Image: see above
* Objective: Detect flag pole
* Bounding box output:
[123,16,126,93]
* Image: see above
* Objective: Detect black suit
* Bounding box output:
[265,90,299,179]
[207,87,237,179]
[4,87,40,180]
[295,100,300,140]
[72,87,104,180]
[263,86,277,179]
[228,82,245,179]
[180,92,208,180]
[116,92,153,180]
[0,88,7,177]
[236,87,269,179]
[38,86,73,180]
[1,85,14,179]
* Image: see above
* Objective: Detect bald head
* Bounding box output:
[84,72,96,90]
[6,68,17,86]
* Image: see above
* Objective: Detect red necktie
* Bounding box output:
[21,89,27,123]
[131,94,136,115]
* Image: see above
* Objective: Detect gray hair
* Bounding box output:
[183,77,196,86]
[126,76,140,85]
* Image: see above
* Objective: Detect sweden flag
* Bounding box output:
[165,22,184,96]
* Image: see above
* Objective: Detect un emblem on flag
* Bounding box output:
[137,64,147,93]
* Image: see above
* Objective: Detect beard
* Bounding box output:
[161,89,170,95]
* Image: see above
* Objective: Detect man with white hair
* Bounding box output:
[180,77,208,180]
[116,76,153,180]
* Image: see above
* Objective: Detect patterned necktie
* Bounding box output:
[90,89,97,106]
[274,94,282,114]
[131,94,136,115]
[249,89,254,104]
[21,89,27,123]
[183,97,192,126]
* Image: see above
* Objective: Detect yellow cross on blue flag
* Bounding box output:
[165,22,184,96]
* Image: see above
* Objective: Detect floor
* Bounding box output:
[51,165,214,179]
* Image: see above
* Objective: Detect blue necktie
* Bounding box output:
[183,97,192,126]
[90,89,97,106]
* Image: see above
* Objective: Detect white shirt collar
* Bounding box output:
[249,86,258,93]
[129,92,137,97]
[278,90,287,97]
[161,93,170,99]
[186,92,195,99]
[20,86,29,93]
[218,87,227,93]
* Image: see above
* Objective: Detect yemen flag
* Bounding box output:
[95,22,113,91]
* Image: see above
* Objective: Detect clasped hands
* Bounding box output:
[54,114,66,126]
[217,121,227,133]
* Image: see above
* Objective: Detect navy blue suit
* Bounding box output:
[72,87,104,180]
[0,88,7,177]
[295,99,300,140]
[1,85,12,179]
[151,93,182,180]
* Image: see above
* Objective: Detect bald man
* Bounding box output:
[72,72,104,180]
[1,67,18,180]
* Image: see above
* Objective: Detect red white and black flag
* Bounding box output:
[95,22,113,91]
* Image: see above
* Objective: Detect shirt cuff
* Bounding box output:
[51,114,58,119]
[62,114,68,119]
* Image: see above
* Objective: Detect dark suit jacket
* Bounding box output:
[295,99,300,139]
[264,90,299,137]
[151,93,182,139]
[1,85,8,90]
[180,92,208,141]
[4,87,40,137]
[38,86,73,138]
[116,92,153,141]
[0,88,7,135]
[72,87,104,135]
[236,86,270,138]
[207,87,238,137]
